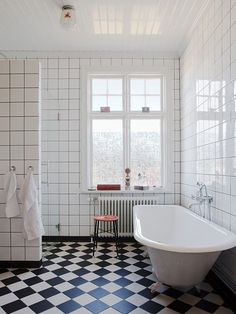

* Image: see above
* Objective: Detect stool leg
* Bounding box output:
[92,220,96,256]
[96,220,99,249]
[113,220,119,257]
[93,220,98,256]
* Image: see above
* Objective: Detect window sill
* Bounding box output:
[80,188,170,194]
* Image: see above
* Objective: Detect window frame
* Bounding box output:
[90,75,124,112]
[128,75,163,112]
[80,65,174,193]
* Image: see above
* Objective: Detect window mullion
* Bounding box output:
[89,118,93,187]
[160,117,164,187]
[126,76,130,175]
[125,117,130,174]
[123,76,128,178]
[89,78,92,187]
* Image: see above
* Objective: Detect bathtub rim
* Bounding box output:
[133,204,236,253]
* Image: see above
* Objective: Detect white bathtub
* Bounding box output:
[133,205,236,288]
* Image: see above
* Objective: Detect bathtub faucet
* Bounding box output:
[196,182,213,203]
[190,182,213,220]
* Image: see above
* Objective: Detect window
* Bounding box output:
[81,71,172,190]
[130,78,161,111]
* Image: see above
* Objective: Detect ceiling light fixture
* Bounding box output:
[60,5,76,29]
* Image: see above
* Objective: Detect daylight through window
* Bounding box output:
[88,75,164,188]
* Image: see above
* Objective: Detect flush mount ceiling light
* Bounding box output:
[60,5,76,29]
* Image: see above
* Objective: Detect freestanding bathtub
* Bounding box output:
[133,205,236,288]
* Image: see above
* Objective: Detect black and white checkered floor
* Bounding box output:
[0,242,234,314]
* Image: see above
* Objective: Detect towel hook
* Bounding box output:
[28,166,34,172]
[10,165,16,171]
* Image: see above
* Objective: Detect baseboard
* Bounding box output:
[0,259,42,269]
[212,263,236,294]
[42,235,135,242]
[207,270,236,311]
[43,236,91,242]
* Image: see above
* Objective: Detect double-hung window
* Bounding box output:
[82,71,170,190]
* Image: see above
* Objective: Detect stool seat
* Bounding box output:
[94,215,118,222]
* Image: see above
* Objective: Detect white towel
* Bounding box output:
[4,171,20,218]
[19,172,45,240]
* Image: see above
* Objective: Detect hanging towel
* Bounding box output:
[19,172,45,240]
[4,171,20,218]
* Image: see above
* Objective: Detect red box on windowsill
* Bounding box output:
[97,184,121,190]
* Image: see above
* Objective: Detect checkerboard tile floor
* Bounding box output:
[0,242,234,314]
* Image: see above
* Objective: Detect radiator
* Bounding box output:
[98,196,158,237]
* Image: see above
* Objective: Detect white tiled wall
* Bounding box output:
[0,60,42,262]
[1,52,181,237]
[180,0,236,290]
[41,55,180,237]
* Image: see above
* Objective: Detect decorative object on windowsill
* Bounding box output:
[88,186,96,191]
[134,172,149,190]
[125,168,131,190]
[134,185,149,190]
[97,184,121,190]
[100,106,110,112]
[142,106,150,112]
[60,5,76,29]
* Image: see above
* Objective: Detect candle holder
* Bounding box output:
[125,168,131,190]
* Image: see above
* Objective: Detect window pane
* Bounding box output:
[146,96,161,110]
[130,95,145,111]
[92,120,123,185]
[130,119,161,187]
[146,79,160,94]
[108,96,123,111]
[108,79,122,94]
[130,79,145,94]
[92,96,107,111]
[92,79,107,94]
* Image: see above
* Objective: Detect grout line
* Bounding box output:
[9,60,12,261]
[23,60,26,260]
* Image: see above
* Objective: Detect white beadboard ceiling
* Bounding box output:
[0,0,207,53]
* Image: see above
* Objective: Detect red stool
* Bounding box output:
[93,215,119,257]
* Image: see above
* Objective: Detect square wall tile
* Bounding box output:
[25,74,39,88]
[25,102,39,116]
[10,60,24,73]
[11,247,25,261]
[0,103,9,116]
[0,89,9,102]
[0,233,10,246]
[11,74,24,88]
[10,88,24,102]
[11,233,25,246]
[10,131,24,145]
[25,88,39,102]
[10,117,24,131]
[26,246,42,261]
[0,218,10,232]
[0,74,9,88]
[25,60,39,73]
[10,103,24,116]
[0,247,10,260]
[0,60,9,73]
